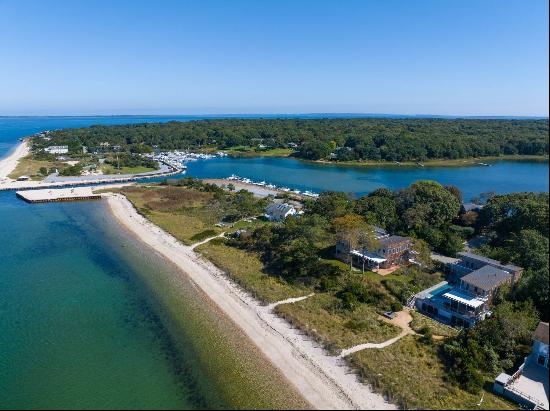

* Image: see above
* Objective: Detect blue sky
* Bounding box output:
[0,0,548,116]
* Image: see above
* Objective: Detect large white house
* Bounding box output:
[265,202,297,222]
[44,145,69,154]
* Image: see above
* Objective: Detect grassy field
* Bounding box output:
[275,293,401,353]
[100,164,156,175]
[348,335,516,410]
[196,239,311,304]
[222,147,296,158]
[8,155,67,180]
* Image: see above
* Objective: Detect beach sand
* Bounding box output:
[0,140,30,180]
[104,192,396,410]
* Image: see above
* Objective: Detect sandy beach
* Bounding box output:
[0,140,30,180]
[104,192,396,410]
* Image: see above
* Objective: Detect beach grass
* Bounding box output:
[348,335,516,410]
[274,293,401,353]
[121,186,223,245]
[196,239,311,303]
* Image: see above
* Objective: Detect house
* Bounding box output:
[448,251,523,283]
[265,202,297,222]
[335,227,413,270]
[44,145,68,154]
[494,322,549,410]
[415,253,523,328]
[461,203,484,213]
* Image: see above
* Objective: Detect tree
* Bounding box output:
[307,191,352,219]
[396,181,461,228]
[333,214,367,272]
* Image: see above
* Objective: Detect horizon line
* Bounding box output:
[0,112,548,120]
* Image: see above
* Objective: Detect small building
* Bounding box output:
[494,322,549,410]
[415,253,523,328]
[44,145,69,154]
[335,227,413,270]
[461,203,484,213]
[265,202,297,222]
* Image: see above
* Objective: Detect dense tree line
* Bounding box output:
[441,191,548,394]
[33,118,548,162]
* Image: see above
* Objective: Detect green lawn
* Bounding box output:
[196,239,310,304]
[222,147,296,158]
[348,335,516,410]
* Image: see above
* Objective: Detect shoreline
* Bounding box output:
[0,139,30,180]
[309,154,549,169]
[104,192,396,410]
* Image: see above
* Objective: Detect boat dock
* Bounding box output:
[16,187,102,203]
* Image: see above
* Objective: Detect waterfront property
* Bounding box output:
[265,202,297,222]
[494,322,549,410]
[44,145,69,154]
[448,251,524,284]
[415,252,523,328]
[335,226,413,270]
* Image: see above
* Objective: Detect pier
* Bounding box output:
[16,187,102,203]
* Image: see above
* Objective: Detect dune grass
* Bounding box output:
[275,293,401,353]
[196,239,310,304]
[348,335,516,410]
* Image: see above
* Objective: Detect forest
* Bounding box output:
[34,118,549,162]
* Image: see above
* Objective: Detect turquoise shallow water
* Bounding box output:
[0,192,216,409]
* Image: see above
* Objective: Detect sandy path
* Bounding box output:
[340,310,416,357]
[0,140,30,180]
[266,293,315,310]
[104,193,396,410]
[190,232,226,249]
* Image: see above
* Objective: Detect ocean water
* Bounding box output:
[0,192,307,409]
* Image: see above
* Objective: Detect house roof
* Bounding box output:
[457,251,502,266]
[461,265,512,291]
[533,322,549,345]
[378,235,410,247]
[266,202,295,215]
[461,203,484,212]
